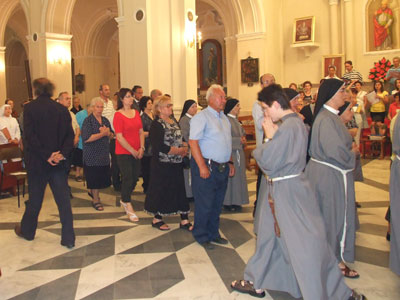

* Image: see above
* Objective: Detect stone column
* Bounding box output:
[27,32,73,96]
[117,0,197,110]
[343,0,355,60]
[0,47,6,101]
[329,0,340,54]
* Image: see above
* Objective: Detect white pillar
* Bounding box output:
[329,0,340,54]
[343,0,355,60]
[27,33,73,96]
[117,0,197,110]
[0,47,6,101]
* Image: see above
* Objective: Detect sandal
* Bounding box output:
[340,264,360,279]
[92,201,104,211]
[152,220,170,231]
[231,280,265,298]
[120,201,139,222]
[179,222,193,231]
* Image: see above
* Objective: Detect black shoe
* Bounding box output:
[356,202,361,208]
[14,224,33,241]
[61,241,75,249]
[200,241,215,250]
[223,205,233,211]
[348,290,367,300]
[232,205,242,212]
[212,237,228,245]
[70,192,74,199]
[386,232,391,241]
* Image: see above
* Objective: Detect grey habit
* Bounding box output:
[390,115,400,275]
[223,115,249,206]
[244,113,351,300]
[179,114,193,198]
[305,107,357,263]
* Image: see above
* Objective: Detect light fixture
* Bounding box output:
[185,10,197,49]
[197,31,202,49]
[0,60,5,72]
[48,45,70,65]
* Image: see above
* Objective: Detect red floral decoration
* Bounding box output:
[369,57,392,81]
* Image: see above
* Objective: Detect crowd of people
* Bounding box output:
[5,56,400,300]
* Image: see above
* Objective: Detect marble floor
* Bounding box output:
[0,159,399,300]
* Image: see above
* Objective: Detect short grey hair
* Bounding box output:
[393,56,400,62]
[206,84,224,103]
[90,97,104,107]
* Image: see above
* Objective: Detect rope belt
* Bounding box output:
[263,173,301,238]
[311,158,354,262]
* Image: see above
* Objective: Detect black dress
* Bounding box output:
[144,118,189,216]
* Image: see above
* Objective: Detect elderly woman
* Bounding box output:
[139,96,153,194]
[81,98,112,211]
[0,104,20,145]
[145,95,192,231]
[179,99,198,200]
[113,88,145,222]
[222,99,249,211]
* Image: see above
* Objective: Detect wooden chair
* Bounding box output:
[0,144,27,207]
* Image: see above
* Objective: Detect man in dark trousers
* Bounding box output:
[15,78,76,249]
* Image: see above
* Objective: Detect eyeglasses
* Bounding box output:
[165,104,173,108]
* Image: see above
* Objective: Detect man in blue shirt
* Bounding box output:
[189,84,235,250]
[386,56,400,93]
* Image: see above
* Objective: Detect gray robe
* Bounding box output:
[179,115,193,198]
[244,113,351,300]
[223,116,249,206]
[390,115,400,275]
[305,107,357,263]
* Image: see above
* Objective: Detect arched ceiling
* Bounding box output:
[0,0,29,47]
[70,0,118,57]
[5,5,28,53]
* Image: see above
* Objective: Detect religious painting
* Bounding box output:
[366,0,399,52]
[241,57,259,84]
[198,39,222,91]
[293,16,315,44]
[75,73,85,93]
[322,54,344,78]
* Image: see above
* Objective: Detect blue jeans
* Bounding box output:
[191,158,229,244]
[21,164,75,244]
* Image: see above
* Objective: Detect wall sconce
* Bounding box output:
[185,10,197,49]
[0,60,5,72]
[48,45,70,65]
[197,31,202,49]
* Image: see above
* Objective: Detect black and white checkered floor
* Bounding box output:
[0,159,399,300]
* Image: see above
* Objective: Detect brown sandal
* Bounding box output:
[340,265,360,279]
[231,280,265,298]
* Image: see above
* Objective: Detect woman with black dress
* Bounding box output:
[139,96,153,193]
[81,98,112,211]
[145,95,193,231]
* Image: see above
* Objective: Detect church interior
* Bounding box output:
[0,0,400,299]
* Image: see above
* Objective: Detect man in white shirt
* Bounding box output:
[58,92,80,198]
[252,73,275,216]
[325,65,340,79]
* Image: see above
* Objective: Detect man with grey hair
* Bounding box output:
[386,56,400,93]
[150,89,162,101]
[189,84,234,250]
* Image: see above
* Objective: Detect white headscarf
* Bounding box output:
[0,104,12,118]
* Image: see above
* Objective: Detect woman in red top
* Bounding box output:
[389,92,400,121]
[113,88,145,222]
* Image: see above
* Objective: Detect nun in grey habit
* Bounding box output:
[232,84,363,300]
[179,99,197,199]
[389,114,400,275]
[223,99,249,211]
[304,78,359,278]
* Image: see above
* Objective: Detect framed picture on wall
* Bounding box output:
[241,57,259,84]
[293,16,315,44]
[322,54,344,78]
[198,39,223,91]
